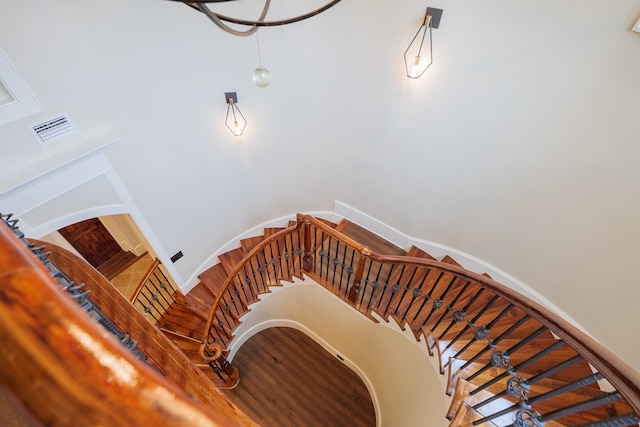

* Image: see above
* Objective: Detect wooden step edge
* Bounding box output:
[449,401,499,427]
[160,327,202,343]
[448,378,495,420]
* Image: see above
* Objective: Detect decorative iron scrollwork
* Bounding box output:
[507,376,530,399]
[413,288,422,298]
[392,283,399,294]
[515,408,543,427]
[453,310,466,322]
[490,350,510,368]
[473,325,489,340]
[433,298,443,309]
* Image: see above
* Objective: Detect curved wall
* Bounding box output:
[228,279,448,427]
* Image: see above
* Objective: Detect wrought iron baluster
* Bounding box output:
[430,280,471,332]
[241,264,257,300]
[330,239,340,289]
[445,294,500,350]
[466,325,548,383]
[147,276,173,309]
[356,256,371,308]
[436,285,482,340]
[538,392,624,424]
[465,314,532,372]
[374,263,396,311]
[383,265,406,316]
[453,303,513,360]
[337,242,349,294]
[323,235,332,282]
[415,271,447,327]
[365,260,383,310]
[392,265,419,317]
[469,340,565,409]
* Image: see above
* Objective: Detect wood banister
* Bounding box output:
[0,220,258,427]
[129,258,161,303]
[201,219,303,348]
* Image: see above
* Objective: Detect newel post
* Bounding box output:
[348,248,371,303]
[302,218,313,272]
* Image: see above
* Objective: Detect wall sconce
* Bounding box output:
[224,92,246,136]
[404,7,443,79]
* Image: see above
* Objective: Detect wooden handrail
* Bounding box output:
[130,258,161,303]
[0,219,258,426]
[200,219,303,352]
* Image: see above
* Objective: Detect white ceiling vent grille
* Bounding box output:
[30,113,77,145]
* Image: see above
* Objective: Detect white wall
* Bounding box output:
[0,0,639,373]
[229,279,447,427]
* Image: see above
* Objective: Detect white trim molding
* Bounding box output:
[0,46,42,126]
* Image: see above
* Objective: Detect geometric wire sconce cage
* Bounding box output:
[224,92,247,136]
[404,7,443,79]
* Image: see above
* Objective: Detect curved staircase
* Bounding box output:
[182,214,639,427]
[2,211,638,426]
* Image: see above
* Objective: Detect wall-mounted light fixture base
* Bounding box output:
[426,7,443,29]
[225,92,238,104]
[404,6,444,79]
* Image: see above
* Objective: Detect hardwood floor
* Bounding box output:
[223,327,376,427]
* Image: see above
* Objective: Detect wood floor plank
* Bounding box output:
[224,327,376,427]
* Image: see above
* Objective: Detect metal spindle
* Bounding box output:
[473,340,568,407]
[392,265,419,317]
[445,294,500,349]
[431,280,471,332]
[453,304,513,359]
[436,286,483,340]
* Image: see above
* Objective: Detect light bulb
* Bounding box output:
[253,66,271,88]
[411,55,422,78]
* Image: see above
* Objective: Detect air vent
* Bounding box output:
[30,113,77,145]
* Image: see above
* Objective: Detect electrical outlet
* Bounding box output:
[170,251,183,263]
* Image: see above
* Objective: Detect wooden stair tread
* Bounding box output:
[240,235,266,254]
[198,263,229,296]
[335,219,407,256]
[97,250,141,280]
[158,300,207,340]
[218,247,248,274]
[185,283,215,316]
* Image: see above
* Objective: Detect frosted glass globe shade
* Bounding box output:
[253,66,271,88]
